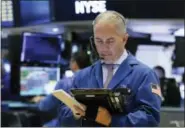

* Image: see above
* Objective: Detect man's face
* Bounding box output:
[70,59,79,72]
[94,23,128,64]
[154,69,165,79]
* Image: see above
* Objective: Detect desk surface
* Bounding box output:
[161,107,184,112]
[2,101,37,108]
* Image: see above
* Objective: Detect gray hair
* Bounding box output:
[93,10,127,34]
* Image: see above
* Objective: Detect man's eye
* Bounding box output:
[108,40,114,44]
[96,41,103,44]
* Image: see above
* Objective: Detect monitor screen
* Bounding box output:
[174,37,185,66]
[20,66,60,96]
[1,0,14,27]
[21,32,62,64]
[20,0,51,26]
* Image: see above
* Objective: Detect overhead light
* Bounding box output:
[72,45,78,53]
[151,34,175,43]
[174,28,184,37]
[87,51,91,55]
[131,25,171,34]
[4,63,11,73]
[65,70,74,77]
[52,28,59,32]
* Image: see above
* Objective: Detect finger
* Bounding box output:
[80,103,87,111]
[74,105,85,116]
[74,105,84,114]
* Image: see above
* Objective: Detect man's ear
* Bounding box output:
[123,33,129,42]
[123,33,129,45]
[75,61,80,70]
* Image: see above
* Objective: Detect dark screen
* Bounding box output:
[174,37,185,67]
[20,0,51,26]
[53,0,184,22]
[21,32,61,64]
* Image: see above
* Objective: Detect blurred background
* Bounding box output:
[1,0,185,127]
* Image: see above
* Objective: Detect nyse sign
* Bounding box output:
[75,0,107,14]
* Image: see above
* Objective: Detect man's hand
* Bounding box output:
[73,104,86,119]
[31,96,45,103]
[95,106,112,126]
[74,104,112,126]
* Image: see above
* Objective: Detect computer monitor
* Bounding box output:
[1,0,14,28]
[174,37,185,66]
[21,32,62,64]
[20,66,60,96]
[20,0,51,26]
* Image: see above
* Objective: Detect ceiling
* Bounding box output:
[1,19,184,38]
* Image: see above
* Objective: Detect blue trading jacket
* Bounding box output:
[58,53,162,127]
[38,76,74,126]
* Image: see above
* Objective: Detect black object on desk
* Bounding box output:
[1,101,38,110]
[1,101,56,127]
[160,78,181,107]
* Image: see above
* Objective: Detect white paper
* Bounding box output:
[52,89,84,113]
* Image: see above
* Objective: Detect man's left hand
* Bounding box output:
[95,106,112,126]
[74,105,112,126]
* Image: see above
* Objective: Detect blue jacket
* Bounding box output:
[38,76,74,126]
[39,77,74,111]
[58,53,162,127]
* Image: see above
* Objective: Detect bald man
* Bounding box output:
[58,10,162,127]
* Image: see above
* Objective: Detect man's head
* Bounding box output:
[153,66,166,79]
[93,10,128,64]
[70,51,91,72]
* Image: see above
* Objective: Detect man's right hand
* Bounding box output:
[31,96,45,103]
[73,103,86,119]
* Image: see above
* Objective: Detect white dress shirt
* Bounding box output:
[102,50,128,84]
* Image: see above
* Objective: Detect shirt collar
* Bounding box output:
[114,49,128,65]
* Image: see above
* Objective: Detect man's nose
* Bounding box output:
[99,48,109,54]
[99,44,110,51]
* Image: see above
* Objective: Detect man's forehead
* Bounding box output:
[94,24,118,35]
[94,21,118,31]
[95,37,115,40]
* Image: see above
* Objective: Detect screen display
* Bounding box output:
[20,0,51,26]
[1,0,14,27]
[21,32,62,64]
[174,37,185,67]
[20,66,60,96]
[53,0,184,22]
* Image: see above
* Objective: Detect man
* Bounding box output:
[153,66,166,79]
[180,73,185,107]
[153,66,181,107]
[59,11,162,127]
[1,60,11,101]
[32,51,91,126]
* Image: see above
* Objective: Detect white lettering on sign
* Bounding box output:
[75,0,107,14]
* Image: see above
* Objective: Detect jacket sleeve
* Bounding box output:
[38,94,60,111]
[57,73,82,126]
[111,70,162,127]
[58,106,82,127]
[38,79,70,111]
